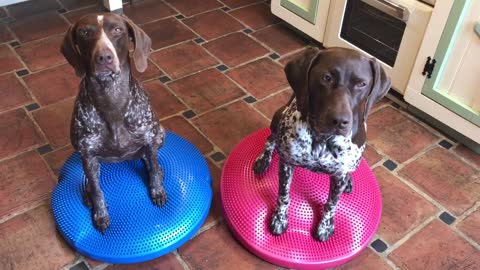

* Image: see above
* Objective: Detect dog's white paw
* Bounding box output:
[269,212,288,235]
[315,223,335,242]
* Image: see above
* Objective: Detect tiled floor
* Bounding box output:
[0,1,479,270]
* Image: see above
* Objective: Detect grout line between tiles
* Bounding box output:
[450,144,480,169]
[12,32,66,50]
[3,24,18,45]
[38,145,72,183]
[0,198,49,224]
[385,216,436,255]
[367,244,400,270]
[159,111,227,160]
[391,170,446,214]
[277,46,309,62]
[454,201,480,224]
[57,8,73,26]
[224,2,281,33]
[389,141,438,171]
[152,19,291,113]
[246,96,277,123]
[0,43,28,75]
[452,226,480,251]
[218,0,268,11]
[384,257,400,270]
[393,103,453,140]
[173,250,191,270]
[452,202,480,250]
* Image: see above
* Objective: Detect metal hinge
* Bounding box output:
[422,56,436,79]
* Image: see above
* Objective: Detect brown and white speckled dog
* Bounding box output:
[254,47,390,241]
[61,13,166,232]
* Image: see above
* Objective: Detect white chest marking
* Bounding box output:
[276,99,365,175]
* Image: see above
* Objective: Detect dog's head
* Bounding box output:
[60,13,151,80]
[285,47,390,144]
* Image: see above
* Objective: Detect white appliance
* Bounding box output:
[323,0,433,93]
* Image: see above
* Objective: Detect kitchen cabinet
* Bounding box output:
[271,0,331,43]
[405,0,480,150]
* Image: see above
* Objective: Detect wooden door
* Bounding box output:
[421,0,480,127]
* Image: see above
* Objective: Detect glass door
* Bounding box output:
[340,0,408,67]
[281,0,319,24]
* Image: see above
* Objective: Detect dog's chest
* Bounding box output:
[72,80,160,154]
[275,100,364,175]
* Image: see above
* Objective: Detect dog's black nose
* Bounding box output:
[95,50,114,65]
[332,116,350,129]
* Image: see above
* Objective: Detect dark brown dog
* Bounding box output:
[61,13,166,232]
[254,47,390,241]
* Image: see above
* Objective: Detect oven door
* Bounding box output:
[323,0,432,93]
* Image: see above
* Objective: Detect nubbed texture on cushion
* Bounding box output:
[52,132,212,264]
[221,128,382,269]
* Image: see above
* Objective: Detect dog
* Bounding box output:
[253,47,390,241]
[61,13,166,232]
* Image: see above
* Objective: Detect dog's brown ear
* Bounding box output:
[364,58,391,119]
[61,24,85,77]
[123,15,151,73]
[284,47,321,120]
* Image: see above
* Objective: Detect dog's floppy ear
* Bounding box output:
[61,24,85,77]
[284,47,321,120]
[123,15,151,73]
[364,58,391,119]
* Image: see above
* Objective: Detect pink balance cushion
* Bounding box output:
[220,128,382,269]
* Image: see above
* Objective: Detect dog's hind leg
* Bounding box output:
[81,156,110,233]
[144,144,167,206]
[315,174,348,241]
[253,134,276,174]
[269,161,294,235]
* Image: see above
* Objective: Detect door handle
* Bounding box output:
[361,0,410,22]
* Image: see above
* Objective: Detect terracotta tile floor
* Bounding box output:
[0,1,478,269]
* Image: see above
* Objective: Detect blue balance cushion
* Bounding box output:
[52,132,212,264]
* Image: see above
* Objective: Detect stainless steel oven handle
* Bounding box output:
[360,0,410,22]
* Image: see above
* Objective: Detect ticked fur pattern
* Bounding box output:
[254,98,365,241]
[72,72,166,232]
[72,74,164,155]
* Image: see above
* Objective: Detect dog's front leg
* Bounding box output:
[144,145,167,206]
[253,135,276,174]
[315,174,348,241]
[82,156,110,232]
[270,161,294,235]
[344,173,353,194]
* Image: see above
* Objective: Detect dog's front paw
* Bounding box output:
[269,212,288,235]
[93,207,110,233]
[150,186,167,206]
[315,223,335,242]
[253,154,271,174]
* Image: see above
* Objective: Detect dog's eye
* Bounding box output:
[79,29,90,37]
[113,27,123,34]
[356,82,367,88]
[322,75,332,83]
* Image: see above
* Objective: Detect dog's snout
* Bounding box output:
[332,116,350,130]
[95,50,114,65]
